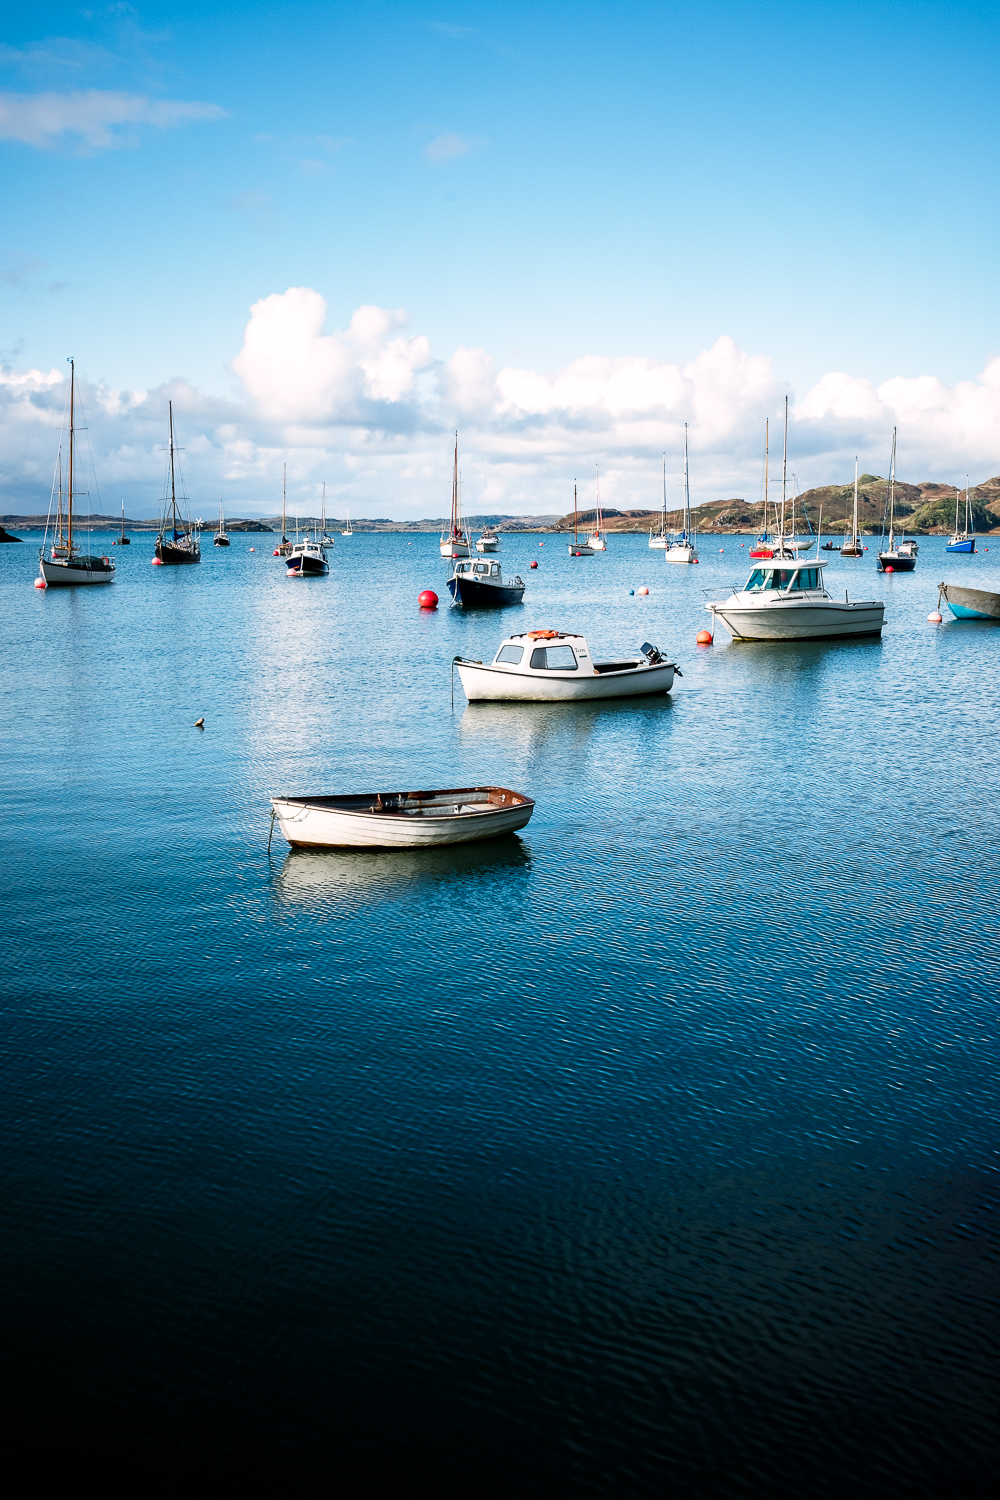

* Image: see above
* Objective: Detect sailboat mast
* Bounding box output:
[67,360,74,552]
[662,455,666,531]
[168,400,178,530]
[853,458,859,545]
[282,463,287,540]
[967,475,972,532]
[764,419,769,534]
[683,425,690,534]
[781,396,787,542]
[452,434,459,537]
[57,448,63,545]
[321,482,326,535]
[888,428,897,541]
[574,481,578,543]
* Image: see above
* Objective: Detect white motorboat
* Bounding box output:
[440,434,471,557]
[271,785,534,849]
[664,424,698,564]
[706,557,884,641]
[39,360,115,587]
[454,631,678,701]
[476,528,500,552]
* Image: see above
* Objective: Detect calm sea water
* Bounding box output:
[1,529,997,1494]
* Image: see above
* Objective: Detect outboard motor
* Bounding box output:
[640,641,663,664]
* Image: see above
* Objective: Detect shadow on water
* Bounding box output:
[274,834,533,911]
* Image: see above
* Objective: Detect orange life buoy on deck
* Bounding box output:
[527,630,558,640]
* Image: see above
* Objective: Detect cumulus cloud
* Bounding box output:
[231,288,433,427]
[4,290,1000,521]
[0,89,227,150]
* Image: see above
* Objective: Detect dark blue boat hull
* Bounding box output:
[447,575,524,608]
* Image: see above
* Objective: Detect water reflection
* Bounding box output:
[274,834,533,911]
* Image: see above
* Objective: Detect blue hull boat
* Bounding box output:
[946,535,976,553]
[938,582,1000,620]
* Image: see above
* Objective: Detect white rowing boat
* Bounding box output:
[271,785,534,849]
[454,631,678,701]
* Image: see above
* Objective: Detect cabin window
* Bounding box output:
[457,562,471,573]
[490,564,501,577]
[775,569,794,588]
[530,645,578,670]
[746,569,773,591]
[796,568,819,590]
[474,562,488,574]
[495,644,524,665]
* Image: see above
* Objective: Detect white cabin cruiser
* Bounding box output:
[706,559,884,641]
[454,631,679,701]
[476,529,500,552]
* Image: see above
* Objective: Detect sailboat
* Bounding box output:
[877,429,917,571]
[273,465,293,556]
[214,497,231,547]
[840,459,864,557]
[664,424,697,563]
[38,360,115,586]
[154,403,200,563]
[946,480,977,553]
[341,496,353,538]
[648,457,670,547]
[567,481,594,556]
[318,483,336,545]
[588,466,608,550]
[117,499,130,545]
[439,434,470,557]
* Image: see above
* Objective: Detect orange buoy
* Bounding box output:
[34,577,46,589]
[697,628,713,644]
[418,589,438,609]
[637,586,649,595]
[928,610,943,623]
[249,547,256,552]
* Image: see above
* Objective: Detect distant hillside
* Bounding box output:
[258,513,561,533]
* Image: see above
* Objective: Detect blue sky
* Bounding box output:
[3,2,1000,516]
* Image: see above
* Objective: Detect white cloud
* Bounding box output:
[0,89,227,150]
[231,288,433,426]
[4,292,1000,521]
[424,131,477,164]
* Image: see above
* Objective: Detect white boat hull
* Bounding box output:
[588,536,607,551]
[457,659,675,701]
[441,541,470,558]
[476,538,499,552]
[39,556,114,586]
[664,544,696,564]
[710,599,885,641]
[272,791,533,849]
[648,535,668,548]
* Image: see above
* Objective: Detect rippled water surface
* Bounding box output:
[2,532,997,1493]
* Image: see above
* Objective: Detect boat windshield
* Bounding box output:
[530,645,578,670]
[456,562,472,573]
[745,569,774,591]
[495,644,523,665]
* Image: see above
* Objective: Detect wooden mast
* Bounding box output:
[67,359,74,553]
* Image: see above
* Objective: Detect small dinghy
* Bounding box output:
[271,785,534,849]
[938,582,1000,620]
[454,631,678,701]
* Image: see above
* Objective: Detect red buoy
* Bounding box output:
[151,556,163,565]
[273,548,280,556]
[418,589,438,609]
[885,564,895,573]
[34,577,46,589]
[928,610,943,623]
[530,560,538,568]
[696,628,713,644]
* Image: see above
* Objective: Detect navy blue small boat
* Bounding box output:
[447,558,525,607]
[946,484,977,552]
